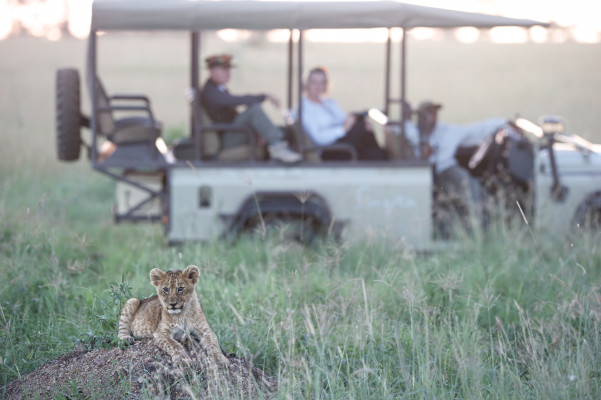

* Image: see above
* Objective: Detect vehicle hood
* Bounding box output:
[540,142,601,174]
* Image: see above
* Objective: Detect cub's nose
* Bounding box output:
[169,300,178,307]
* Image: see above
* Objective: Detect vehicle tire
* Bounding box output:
[56,68,82,161]
[245,213,320,245]
[574,193,601,232]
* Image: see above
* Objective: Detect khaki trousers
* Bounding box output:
[221,103,283,148]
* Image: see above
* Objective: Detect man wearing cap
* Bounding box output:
[200,54,301,163]
[418,101,507,230]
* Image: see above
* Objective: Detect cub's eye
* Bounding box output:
[177,287,185,293]
[162,287,169,294]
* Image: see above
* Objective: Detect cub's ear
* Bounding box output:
[182,265,200,285]
[149,268,165,286]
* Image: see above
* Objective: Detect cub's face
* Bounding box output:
[149,265,199,315]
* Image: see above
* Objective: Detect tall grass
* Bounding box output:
[1,35,600,398]
[1,168,600,398]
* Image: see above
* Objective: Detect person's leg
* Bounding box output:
[231,104,300,163]
[436,165,481,204]
[232,103,283,145]
[334,119,364,146]
[335,119,386,160]
[322,123,357,160]
[435,165,486,231]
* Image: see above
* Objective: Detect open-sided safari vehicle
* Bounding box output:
[56,0,601,248]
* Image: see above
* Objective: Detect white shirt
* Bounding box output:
[294,97,347,146]
[429,118,507,173]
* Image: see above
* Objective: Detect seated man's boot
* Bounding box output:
[268,141,302,163]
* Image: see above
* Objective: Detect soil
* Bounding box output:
[1,336,278,399]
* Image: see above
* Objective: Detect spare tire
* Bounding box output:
[56,68,82,161]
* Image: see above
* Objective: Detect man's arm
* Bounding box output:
[202,81,266,108]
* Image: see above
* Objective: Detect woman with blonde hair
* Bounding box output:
[295,66,386,160]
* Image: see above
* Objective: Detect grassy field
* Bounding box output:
[1,34,601,398]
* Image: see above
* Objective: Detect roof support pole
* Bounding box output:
[400,27,406,140]
[190,31,201,160]
[384,28,391,116]
[287,30,294,110]
[297,30,304,123]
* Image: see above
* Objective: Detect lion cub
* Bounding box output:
[118,265,228,366]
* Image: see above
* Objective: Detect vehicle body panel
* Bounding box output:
[168,164,433,247]
[534,143,601,233]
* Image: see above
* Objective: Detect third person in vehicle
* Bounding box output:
[418,101,508,233]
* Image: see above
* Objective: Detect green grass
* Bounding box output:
[1,34,601,398]
[1,170,600,398]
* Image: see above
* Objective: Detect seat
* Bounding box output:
[172,90,263,162]
[91,77,164,163]
[93,77,161,144]
[384,123,417,160]
[288,120,357,162]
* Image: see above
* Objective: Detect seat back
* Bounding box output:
[89,76,161,144]
[384,124,416,160]
[290,120,320,162]
[92,77,116,135]
[197,105,220,157]
[193,89,259,161]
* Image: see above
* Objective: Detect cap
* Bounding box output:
[205,54,234,69]
[417,100,442,112]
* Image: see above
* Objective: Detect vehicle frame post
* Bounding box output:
[384,28,391,116]
[400,27,406,141]
[190,31,202,161]
[88,31,98,163]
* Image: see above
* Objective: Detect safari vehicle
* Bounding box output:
[55,0,601,248]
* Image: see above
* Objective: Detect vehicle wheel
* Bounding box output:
[245,213,319,245]
[56,68,82,161]
[574,193,601,232]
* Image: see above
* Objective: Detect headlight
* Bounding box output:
[538,115,565,135]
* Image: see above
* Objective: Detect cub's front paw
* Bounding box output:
[117,336,135,349]
[217,352,230,367]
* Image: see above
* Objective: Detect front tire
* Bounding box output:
[574,193,601,232]
[55,68,82,161]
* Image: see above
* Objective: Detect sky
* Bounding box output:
[0,0,599,43]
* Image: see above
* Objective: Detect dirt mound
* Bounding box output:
[2,337,277,399]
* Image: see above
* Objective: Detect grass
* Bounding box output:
[1,173,600,398]
[1,34,601,398]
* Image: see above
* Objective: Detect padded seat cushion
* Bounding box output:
[110,117,161,144]
[172,138,264,161]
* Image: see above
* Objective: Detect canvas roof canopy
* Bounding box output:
[91,0,549,32]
